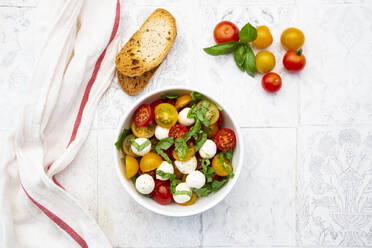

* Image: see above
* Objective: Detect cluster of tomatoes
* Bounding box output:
[117,92,237,206]
[213,21,306,93]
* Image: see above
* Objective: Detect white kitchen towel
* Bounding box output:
[0,0,121,247]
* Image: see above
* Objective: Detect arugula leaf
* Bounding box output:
[201,158,215,183]
[234,44,246,71]
[161,94,179,100]
[219,153,234,178]
[175,138,188,160]
[238,22,257,43]
[203,41,241,56]
[130,136,150,151]
[190,91,203,104]
[115,129,131,151]
[243,45,256,77]
[155,137,174,163]
[195,132,207,152]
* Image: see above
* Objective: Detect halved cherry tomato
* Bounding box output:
[175,95,192,110]
[173,143,195,161]
[169,124,189,139]
[155,103,178,128]
[262,72,282,93]
[133,104,154,127]
[131,121,155,138]
[213,21,239,44]
[123,134,139,157]
[166,99,175,105]
[178,191,197,206]
[140,152,163,172]
[217,113,223,128]
[283,49,306,72]
[214,128,236,151]
[196,100,220,125]
[212,153,233,176]
[174,165,184,179]
[151,180,173,205]
[125,155,139,179]
[151,99,163,109]
[207,123,219,138]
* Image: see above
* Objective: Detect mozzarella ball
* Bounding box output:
[199,139,217,159]
[156,161,174,180]
[135,174,155,194]
[131,138,151,156]
[174,156,197,174]
[186,170,206,189]
[178,108,195,126]
[155,125,170,140]
[173,183,192,204]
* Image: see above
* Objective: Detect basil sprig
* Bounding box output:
[130,136,150,151]
[203,22,257,77]
[155,137,174,163]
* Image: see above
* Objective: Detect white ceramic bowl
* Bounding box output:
[113,86,244,217]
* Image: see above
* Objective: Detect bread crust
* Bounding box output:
[117,66,158,95]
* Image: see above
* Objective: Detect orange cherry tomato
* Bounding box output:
[212,153,233,177]
[213,21,239,44]
[140,152,163,172]
[125,155,139,179]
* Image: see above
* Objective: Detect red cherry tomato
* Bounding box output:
[217,113,223,128]
[166,99,175,105]
[262,72,282,93]
[283,49,306,72]
[168,124,189,139]
[214,128,236,151]
[133,104,154,127]
[151,99,163,109]
[213,21,239,44]
[151,180,173,205]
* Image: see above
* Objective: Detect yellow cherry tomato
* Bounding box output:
[131,122,155,138]
[140,152,163,172]
[281,27,305,50]
[175,95,192,110]
[155,103,178,128]
[122,134,139,157]
[196,100,220,125]
[178,191,197,206]
[173,143,195,161]
[212,153,233,177]
[252,25,273,49]
[125,155,139,179]
[207,123,219,138]
[256,51,276,73]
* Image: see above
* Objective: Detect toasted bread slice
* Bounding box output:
[115,8,176,77]
[117,66,159,95]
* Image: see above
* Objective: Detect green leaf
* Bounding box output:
[155,137,174,163]
[201,159,215,183]
[173,190,192,197]
[203,41,240,56]
[234,45,246,71]
[175,138,188,160]
[115,129,131,151]
[130,136,150,151]
[190,91,203,104]
[238,22,257,43]
[194,178,228,197]
[219,153,235,178]
[243,45,256,77]
[195,132,207,152]
[161,94,179,100]
[223,149,234,163]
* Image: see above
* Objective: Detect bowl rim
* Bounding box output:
[113,85,244,217]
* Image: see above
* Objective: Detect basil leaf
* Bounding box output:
[223,149,234,163]
[115,129,131,151]
[155,137,174,163]
[243,45,256,77]
[219,153,234,178]
[195,132,207,152]
[161,94,179,100]
[194,178,228,197]
[197,100,211,127]
[234,45,246,71]
[190,91,203,104]
[175,138,188,160]
[156,170,174,180]
[203,41,240,56]
[130,136,150,151]
[131,173,139,185]
[238,22,257,43]
[185,119,201,141]
[201,159,215,183]
[210,178,228,190]
[173,190,192,197]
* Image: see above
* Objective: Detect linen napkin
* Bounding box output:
[1,0,121,247]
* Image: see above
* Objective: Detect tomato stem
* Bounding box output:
[296,48,303,56]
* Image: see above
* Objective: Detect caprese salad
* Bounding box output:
[115,91,237,206]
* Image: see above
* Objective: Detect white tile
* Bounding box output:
[297,126,372,246]
[97,130,202,248]
[202,128,296,246]
[0,0,36,7]
[54,130,98,220]
[194,5,299,127]
[0,7,34,130]
[298,4,372,125]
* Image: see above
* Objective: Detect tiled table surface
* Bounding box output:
[1,0,372,247]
